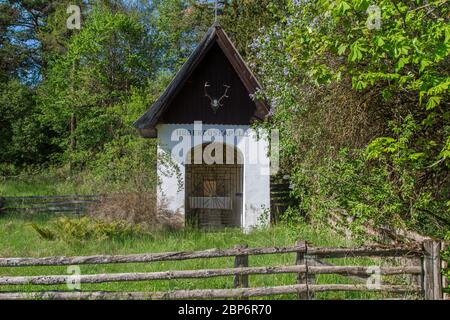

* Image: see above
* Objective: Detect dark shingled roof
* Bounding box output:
[133,23,269,137]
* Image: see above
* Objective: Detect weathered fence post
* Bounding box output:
[442,242,449,300]
[422,240,443,300]
[234,244,249,291]
[410,254,422,288]
[295,240,315,300]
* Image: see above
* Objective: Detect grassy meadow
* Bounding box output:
[0,212,419,300]
[0,174,109,197]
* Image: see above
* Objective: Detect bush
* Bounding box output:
[87,192,184,232]
[288,147,450,241]
[0,163,18,177]
[252,1,449,240]
[31,217,144,243]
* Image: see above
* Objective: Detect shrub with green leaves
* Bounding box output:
[31,217,145,243]
[252,0,449,238]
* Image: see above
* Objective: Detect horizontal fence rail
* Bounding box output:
[0,195,100,215]
[0,265,423,286]
[0,284,423,300]
[0,245,307,267]
[0,240,444,300]
[0,244,422,267]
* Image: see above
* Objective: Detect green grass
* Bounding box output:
[0,176,94,196]
[0,213,420,300]
[0,168,138,196]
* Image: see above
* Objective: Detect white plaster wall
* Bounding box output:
[156,122,271,230]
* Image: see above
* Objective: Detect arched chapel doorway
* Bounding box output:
[185,143,243,229]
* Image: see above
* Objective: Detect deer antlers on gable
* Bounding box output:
[204,82,231,113]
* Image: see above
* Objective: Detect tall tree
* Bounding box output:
[38,4,158,165]
[253,0,449,237]
[0,0,53,83]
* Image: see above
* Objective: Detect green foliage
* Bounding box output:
[37,0,85,60]
[150,0,209,70]
[37,5,157,166]
[149,0,288,69]
[87,137,156,190]
[0,80,53,166]
[0,163,19,177]
[30,217,144,243]
[219,0,289,58]
[283,0,449,168]
[253,0,449,239]
[0,0,48,82]
[292,148,449,238]
[30,223,56,241]
[279,207,306,228]
[2,0,288,190]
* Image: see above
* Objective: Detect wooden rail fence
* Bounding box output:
[0,195,100,215]
[0,240,445,300]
